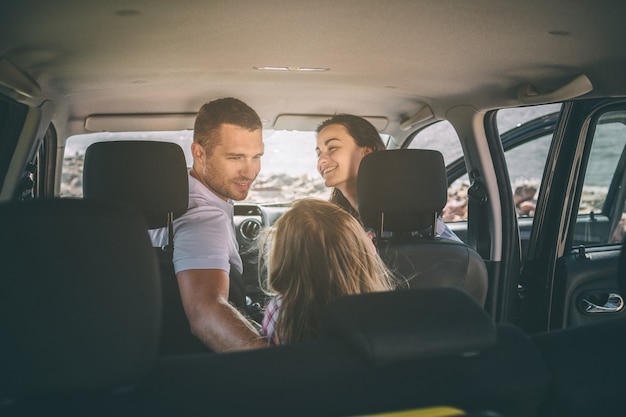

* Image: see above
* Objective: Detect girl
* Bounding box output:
[260,198,396,345]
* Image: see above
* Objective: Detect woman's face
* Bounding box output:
[316,124,372,191]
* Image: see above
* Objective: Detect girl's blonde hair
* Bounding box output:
[259,198,395,344]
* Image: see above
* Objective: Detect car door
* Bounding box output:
[517,99,626,333]
[408,105,560,257]
[405,105,560,322]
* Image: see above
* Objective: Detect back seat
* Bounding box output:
[1,198,552,416]
[126,288,550,417]
[0,198,161,413]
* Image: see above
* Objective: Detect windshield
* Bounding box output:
[61,129,331,205]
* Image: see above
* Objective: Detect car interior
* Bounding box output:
[2,1,626,416]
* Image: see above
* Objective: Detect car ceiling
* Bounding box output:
[2,0,626,142]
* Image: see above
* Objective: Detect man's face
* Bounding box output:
[193,123,264,201]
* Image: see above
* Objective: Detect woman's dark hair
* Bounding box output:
[317,114,386,217]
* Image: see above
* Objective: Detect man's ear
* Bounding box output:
[191,142,205,161]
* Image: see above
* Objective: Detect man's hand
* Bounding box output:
[176,269,269,352]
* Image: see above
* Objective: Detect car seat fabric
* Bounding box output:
[82,140,216,355]
[358,149,448,234]
[321,287,496,364]
[357,149,488,305]
[83,140,188,230]
[0,198,161,398]
[126,292,550,417]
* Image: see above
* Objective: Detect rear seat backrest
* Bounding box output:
[130,288,551,417]
[321,287,496,364]
[0,198,160,402]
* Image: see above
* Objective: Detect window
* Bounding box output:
[406,121,463,166]
[407,104,561,224]
[572,110,626,246]
[61,130,331,204]
[406,121,468,222]
[498,104,561,219]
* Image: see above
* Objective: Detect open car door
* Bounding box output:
[518,99,626,333]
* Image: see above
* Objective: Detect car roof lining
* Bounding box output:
[2,0,626,145]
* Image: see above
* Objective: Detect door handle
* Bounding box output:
[579,292,625,314]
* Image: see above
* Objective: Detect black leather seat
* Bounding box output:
[0,198,161,413]
[127,288,550,417]
[82,140,214,355]
[357,149,488,305]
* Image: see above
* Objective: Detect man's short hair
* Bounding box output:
[194,97,262,152]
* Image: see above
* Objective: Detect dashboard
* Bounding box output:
[233,203,289,304]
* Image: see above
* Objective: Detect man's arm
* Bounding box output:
[176,268,269,352]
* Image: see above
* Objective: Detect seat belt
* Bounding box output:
[467,170,490,258]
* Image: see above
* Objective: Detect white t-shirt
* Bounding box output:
[149,172,242,275]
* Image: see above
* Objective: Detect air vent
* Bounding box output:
[239,218,262,240]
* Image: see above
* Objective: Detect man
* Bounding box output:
[152,97,268,351]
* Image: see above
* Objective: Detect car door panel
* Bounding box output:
[559,247,624,328]
[519,99,626,333]
[558,106,626,329]
[572,214,613,246]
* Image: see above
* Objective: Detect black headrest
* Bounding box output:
[322,287,496,364]
[83,141,188,229]
[357,149,447,233]
[0,198,161,397]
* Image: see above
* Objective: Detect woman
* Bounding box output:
[315,114,385,218]
[315,114,460,241]
[260,198,396,345]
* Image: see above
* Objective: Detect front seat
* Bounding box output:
[82,140,247,354]
[0,198,160,412]
[357,149,488,305]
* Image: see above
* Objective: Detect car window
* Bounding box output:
[503,134,552,217]
[572,110,626,246]
[61,130,331,204]
[406,121,468,222]
[497,104,561,220]
[406,121,463,166]
[407,104,561,224]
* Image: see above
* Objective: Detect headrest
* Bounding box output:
[357,149,447,233]
[322,287,496,364]
[0,198,161,397]
[83,141,188,229]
